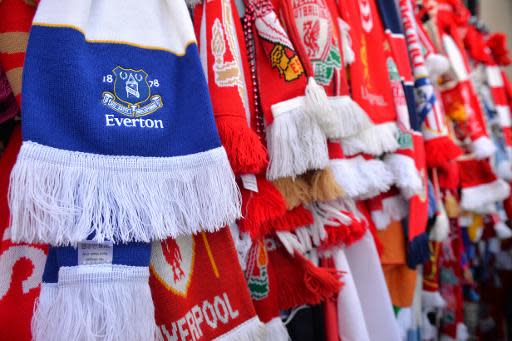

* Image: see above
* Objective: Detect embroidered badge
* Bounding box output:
[102,66,163,118]
[255,10,304,81]
[151,236,196,297]
[245,240,270,300]
[293,0,341,85]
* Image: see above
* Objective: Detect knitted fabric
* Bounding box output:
[33,242,157,341]
[151,228,264,341]
[246,0,329,180]
[0,125,47,341]
[194,0,268,176]
[0,0,37,104]
[9,0,241,245]
[336,0,399,156]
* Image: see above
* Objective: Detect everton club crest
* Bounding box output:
[102,66,163,117]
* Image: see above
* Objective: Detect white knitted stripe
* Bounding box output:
[9,141,241,245]
[32,265,158,341]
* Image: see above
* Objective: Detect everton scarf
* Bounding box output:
[33,242,157,341]
[9,0,241,245]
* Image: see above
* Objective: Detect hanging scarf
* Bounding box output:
[245,0,329,180]
[0,125,47,341]
[194,0,268,176]
[150,228,264,341]
[336,0,400,157]
[33,242,157,341]
[245,239,290,340]
[279,0,372,140]
[413,6,463,168]
[436,1,496,159]
[9,0,241,244]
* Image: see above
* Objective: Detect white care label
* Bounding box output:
[241,174,259,192]
[77,241,114,265]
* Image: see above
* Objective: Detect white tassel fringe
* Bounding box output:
[430,204,450,242]
[421,290,446,309]
[267,96,329,180]
[341,122,399,156]
[263,317,290,341]
[425,53,450,80]
[470,136,497,159]
[355,157,395,200]
[215,316,266,341]
[496,160,512,181]
[328,96,373,138]
[460,179,510,212]
[330,156,394,199]
[9,142,241,245]
[32,265,158,341]
[384,153,423,199]
[371,195,408,230]
[494,222,512,240]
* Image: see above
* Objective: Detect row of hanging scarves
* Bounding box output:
[1,0,512,340]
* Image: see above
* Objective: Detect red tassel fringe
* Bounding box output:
[238,176,288,239]
[424,136,463,169]
[270,205,314,232]
[271,247,343,310]
[216,116,268,175]
[320,214,367,249]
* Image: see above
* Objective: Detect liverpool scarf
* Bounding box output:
[9,0,240,245]
[150,228,264,340]
[245,0,329,180]
[279,0,372,140]
[337,0,400,156]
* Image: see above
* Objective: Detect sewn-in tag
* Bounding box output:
[241,174,259,192]
[77,241,114,265]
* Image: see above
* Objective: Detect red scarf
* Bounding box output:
[336,0,399,157]
[150,228,264,340]
[194,0,268,176]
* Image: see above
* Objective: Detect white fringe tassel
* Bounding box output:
[460,179,510,212]
[355,156,395,200]
[215,316,267,341]
[341,122,399,156]
[421,290,446,309]
[470,136,497,159]
[267,96,329,180]
[494,222,512,240]
[32,265,158,341]
[496,160,512,181]
[384,153,423,199]
[264,317,290,341]
[328,96,372,138]
[371,195,408,230]
[430,202,450,242]
[330,156,394,199]
[425,53,450,80]
[9,141,241,245]
[304,78,372,139]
